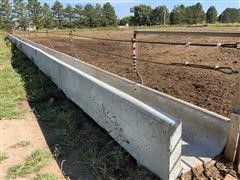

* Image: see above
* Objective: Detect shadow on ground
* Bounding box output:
[7,38,159,180]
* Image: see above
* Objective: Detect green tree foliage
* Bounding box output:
[170,3,205,24]
[13,0,29,30]
[94,3,103,27]
[185,3,205,24]
[1,1,240,30]
[119,16,134,25]
[150,5,169,25]
[102,2,118,26]
[130,5,152,26]
[83,3,95,28]
[74,4,83,27]
[0,0,12,27]
[170,4,186,24]
[65,4,74,27]
[206,6,218,23]
[52,0,64,27]
[219,8,240,23]
[42,3,54,28]
[27,0,42,29]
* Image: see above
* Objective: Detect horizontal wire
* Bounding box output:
[27,31,238,48]
[21,34,239,75]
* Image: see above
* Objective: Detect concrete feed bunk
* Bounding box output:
[9,34,230,180]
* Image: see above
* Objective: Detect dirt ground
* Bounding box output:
[0,101,64,179]
[14,28,240,179]
[27,27,240,117]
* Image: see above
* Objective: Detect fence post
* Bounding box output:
[69,30,73,50]
[237,42,240,49]
[46,29,49,38]
[224,75,240,162]
[28,30,30,38]
[132,32,143,84]
[132,32,137,73]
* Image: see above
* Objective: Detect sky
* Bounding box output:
[39,0,240,18]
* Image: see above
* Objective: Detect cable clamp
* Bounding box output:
[217,43,222,48]
[214,64,219,70]
[185,41,191,47]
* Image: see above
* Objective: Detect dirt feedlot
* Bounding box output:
[23,27,240,117]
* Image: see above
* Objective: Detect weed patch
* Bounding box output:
[6,150,50,179]
[34,173,57,180]
[11,140,30,148]
[0,34,26,119]
[0,152,8,163]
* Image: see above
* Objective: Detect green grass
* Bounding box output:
[0,152,8,163]
[12,140,30,148]
[34,173,57,180]
[206,23,240,27]
[81,146,126,179]
[0,33,26,119]
[6,150,50,179]
[0,32,11,65]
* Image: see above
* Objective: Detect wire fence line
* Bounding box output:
[26,30,240,48]
[15,31,240,76]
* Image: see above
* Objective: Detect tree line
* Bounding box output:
[0,0,240,30]
[122,3,240,26]
[0,0,118,29]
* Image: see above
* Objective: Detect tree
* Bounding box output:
[130,4,152,26]
[65,4,74,27]
[219,8,240,23]
[102,2,118,26]
[0,0,12,27]
[206,6,218,23]
[13,0,29,30]
[83,3,95,28]
[119,16,133,26]
[94,3,103,27]
[185,3,205,24]
[52,0,64,27]
[150,6,169,25]
[170,4,186,24]
[27,0,42,29]
[42,3,54,28]
[74,4,83,27]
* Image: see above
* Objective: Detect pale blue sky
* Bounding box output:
[39,0,240,18]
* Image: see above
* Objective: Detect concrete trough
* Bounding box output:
[8,34,230,180]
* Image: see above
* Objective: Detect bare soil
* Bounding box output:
[29,28,240,117]
[0,101,64,180]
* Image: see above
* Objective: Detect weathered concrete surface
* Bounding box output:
[9,34,230,180]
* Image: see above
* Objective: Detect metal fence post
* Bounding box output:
[132,32,137,73]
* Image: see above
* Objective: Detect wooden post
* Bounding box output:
[224,76,240,162]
